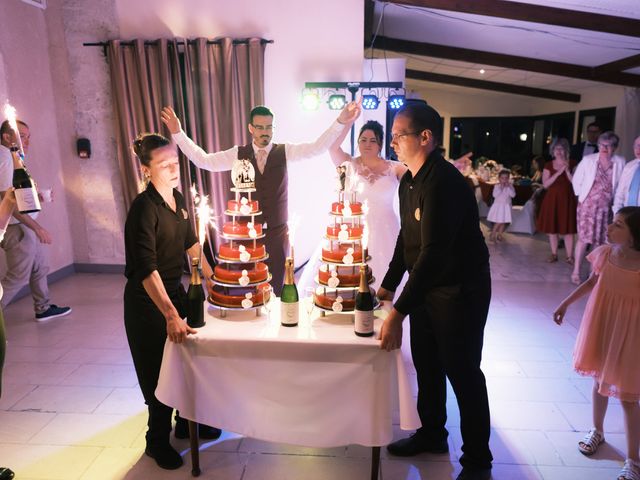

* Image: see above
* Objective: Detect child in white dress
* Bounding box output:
[487,169,516,241]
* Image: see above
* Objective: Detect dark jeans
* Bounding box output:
[124,281,186,447]
[409,269,493,470]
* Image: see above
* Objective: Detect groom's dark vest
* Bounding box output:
[236,143,288,229]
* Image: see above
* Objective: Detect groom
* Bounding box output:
[378,102,493,480]
[161,103,359,294]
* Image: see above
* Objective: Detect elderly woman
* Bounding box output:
[536,138,577,263]
[571,131,626,284]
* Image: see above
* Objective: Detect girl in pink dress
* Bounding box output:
[553,206,640,480]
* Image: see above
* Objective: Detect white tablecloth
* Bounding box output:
[155,299,420,448]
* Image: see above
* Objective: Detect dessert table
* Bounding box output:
[155,299,421,478]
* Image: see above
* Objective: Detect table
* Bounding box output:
[156,299,421,478]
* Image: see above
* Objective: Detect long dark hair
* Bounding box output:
[132,133,170,166]
[617,206,640,251]
[358,120,384,145]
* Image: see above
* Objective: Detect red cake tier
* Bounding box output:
[321,244,364,264]
[318,264,371,288]
[218,242,266,261]
[214,262,269,284]
[227,199,259,213]
[331,201,363,215]
[313,290,356,311]
[222,221,262,237]
[326,224,363,240]
[209,283,271,308]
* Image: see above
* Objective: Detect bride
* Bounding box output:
[299,113,407,293]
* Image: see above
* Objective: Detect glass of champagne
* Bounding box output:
[304,286,316,321]
[261,284,273,319]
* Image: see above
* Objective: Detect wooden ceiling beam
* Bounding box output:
[364,0,376,49]
[596,54,640,73]
[406,69,581,102]
[383,0,640,38]
[377,36,640,87]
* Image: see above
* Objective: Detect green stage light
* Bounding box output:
[328,94,347,110]
[301,89,321,111]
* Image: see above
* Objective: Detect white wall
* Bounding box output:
[0,0,75,278]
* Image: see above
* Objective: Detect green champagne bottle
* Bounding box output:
[186,258,205,328]
[10,146,41,214]
[280,257,299,327]
[354,265,374,337]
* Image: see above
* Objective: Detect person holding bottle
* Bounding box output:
[124,133,218,470]
[0,119,71,321]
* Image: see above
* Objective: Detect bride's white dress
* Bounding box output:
[298,158,401,293]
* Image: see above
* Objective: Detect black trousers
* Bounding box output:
[124,281,186,447]
[264,224,289,297]
[409,269,493,470]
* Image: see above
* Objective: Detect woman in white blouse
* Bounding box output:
[571,132,626,284]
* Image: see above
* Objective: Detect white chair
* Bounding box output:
[507,199,536,234]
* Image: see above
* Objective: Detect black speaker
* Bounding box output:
[77,138,91,158]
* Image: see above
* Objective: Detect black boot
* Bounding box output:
[145,443,183,470]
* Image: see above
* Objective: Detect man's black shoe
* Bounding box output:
[456,466,492,480]
[198,424,222,440]
[386,433,449,457]
[145,443,183,470]
[175,416,221,440]
[174,416,189,439]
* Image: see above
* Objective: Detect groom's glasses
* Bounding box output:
[390,131,420,142]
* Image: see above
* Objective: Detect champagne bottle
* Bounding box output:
[186,258,205,328]
[10,146,41,214]
[280,257,299,327]
[354,265,374,337]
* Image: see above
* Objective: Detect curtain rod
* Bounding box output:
[83,39,273,47]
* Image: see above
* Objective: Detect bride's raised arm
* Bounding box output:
[329,99,361,166]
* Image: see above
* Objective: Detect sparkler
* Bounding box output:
[191,184,214,264]
[3,103,24,155]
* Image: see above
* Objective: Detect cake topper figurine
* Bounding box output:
[337,165,347,192]
[232,159,256,189]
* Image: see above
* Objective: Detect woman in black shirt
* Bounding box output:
[124,133,214,470]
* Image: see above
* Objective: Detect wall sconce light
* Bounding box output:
[77,138,91,158]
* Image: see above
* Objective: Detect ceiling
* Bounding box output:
[366,0,640,101]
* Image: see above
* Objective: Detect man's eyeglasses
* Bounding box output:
[252,124,273,131]
[598,142,615,149]
[390,131,420,142]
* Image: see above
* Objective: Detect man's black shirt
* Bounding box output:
[381,150,490,315]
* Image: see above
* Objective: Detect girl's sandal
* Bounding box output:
[571,273,581,285]
[577,428,604,456]
[618,459,640,480]
[547,254,558,263]
[566,256,574,265]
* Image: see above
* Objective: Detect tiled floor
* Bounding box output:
[0,227,629,479]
